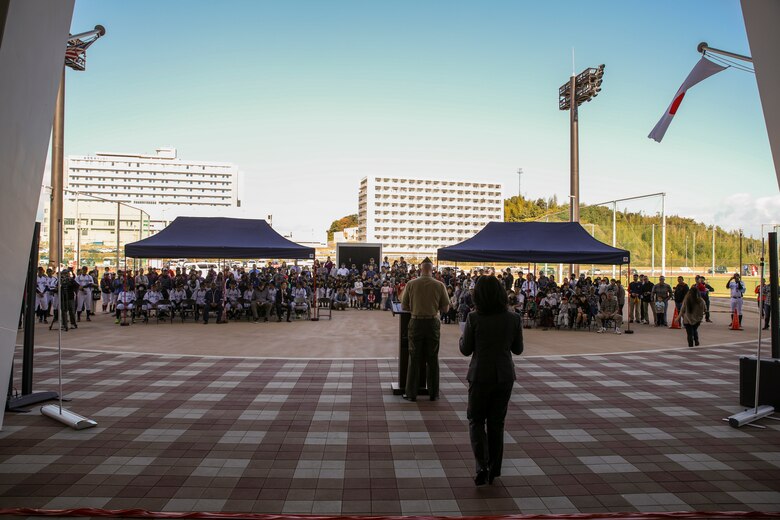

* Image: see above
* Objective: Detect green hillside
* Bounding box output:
[504,196,762,268]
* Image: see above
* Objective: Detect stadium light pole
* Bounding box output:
[517,168,523,198]
[559,64,605,224]
[50,25,106,270]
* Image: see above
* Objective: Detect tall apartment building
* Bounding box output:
[64,147,238,213]
[358,176,504,257]
[41,147,239,265]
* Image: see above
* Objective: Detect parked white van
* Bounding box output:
[183,262,218,272]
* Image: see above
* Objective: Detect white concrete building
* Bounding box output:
[358,176,504,257]
[40,147,239,265]
[64,147,238,215]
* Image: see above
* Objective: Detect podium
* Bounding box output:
[390,302,428,396]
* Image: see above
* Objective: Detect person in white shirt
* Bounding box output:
[169,284,188,318]
[142,286,163,322]
[35,267,50,323]
[225,282,241,318]
[520,274,538,308]
[193,286,207,321]
[242,287,254,315]
[354,279,364,309]
[293,282,309,317]
[47,270,59,325]
[727,272,747,328]
[75,266,94,322]
[557,297,571,328]
[134,269,149,289]
[115,287,136,324]
[337,264,349,277]
[266,284,278,318]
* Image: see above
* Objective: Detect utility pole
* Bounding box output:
[651,224,655,275]
[559,64,605,224]
[50,25,106,270]
[517,168,523,199]
[612,201,617,279]
[712,226,716,276]
[739,229,743,275]
[661,193,667,276]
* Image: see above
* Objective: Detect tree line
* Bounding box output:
[504,195,762,268]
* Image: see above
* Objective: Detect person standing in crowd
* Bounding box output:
[35,267,49,323]
[727,272,746,328]
[401,257,450,402]
[757,278,771,330]
[459,275,523,486]
[680,286,705,347]
[673,276,689,314]
[47,268,59,326]
[60,269,77,329]
[651,276,672,326]
[75,266,94,322]
[502,268,513,292]
[615,279,625,315]
[697,276,714,323]
[640,275,654,324]
[135,268,149,289]
[628,274,642,323]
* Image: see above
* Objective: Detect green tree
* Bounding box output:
[327,214,358,241]
[503,195,760,267]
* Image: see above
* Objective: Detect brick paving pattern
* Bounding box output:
[1,343,779,515]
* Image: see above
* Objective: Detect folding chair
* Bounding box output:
[156,299,172,324]
[180,298,197,322]
[293,296,310,320]
[318,297,332,320]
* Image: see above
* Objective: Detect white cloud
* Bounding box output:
[714,193,780,238]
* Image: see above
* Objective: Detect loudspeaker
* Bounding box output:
[739,356,780,408]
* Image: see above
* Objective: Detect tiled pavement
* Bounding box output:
[1,344,779,515]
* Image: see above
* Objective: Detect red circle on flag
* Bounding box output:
[670,92,686,115]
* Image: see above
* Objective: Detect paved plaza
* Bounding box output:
[1,300,779,516]
[19,297,765,358]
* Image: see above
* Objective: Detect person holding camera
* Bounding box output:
[727,273,746,328]
[459,275,523,486]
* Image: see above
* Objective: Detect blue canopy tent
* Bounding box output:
[124,216,315,259]
[437,222,630,265]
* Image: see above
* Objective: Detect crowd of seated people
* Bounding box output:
[39,255,710,335]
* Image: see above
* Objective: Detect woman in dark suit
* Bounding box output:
[459,275,523,486]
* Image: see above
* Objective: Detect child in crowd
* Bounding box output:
[557,297,571,328]
[654,295,665,326]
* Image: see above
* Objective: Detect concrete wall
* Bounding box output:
[0,0,75,427]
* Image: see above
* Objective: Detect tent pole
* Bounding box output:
[624,261,633,334]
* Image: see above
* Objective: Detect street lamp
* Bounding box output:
[559,64,605,224]
[50,25,106,270]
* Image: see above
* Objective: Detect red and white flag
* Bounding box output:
[648,57,726,142]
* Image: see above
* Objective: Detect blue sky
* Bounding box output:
[64,0,777,240]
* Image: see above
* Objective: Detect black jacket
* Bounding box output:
[275,288,292,306]
[459,311,523,383]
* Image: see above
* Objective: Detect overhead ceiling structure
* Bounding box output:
[741,0,780,188]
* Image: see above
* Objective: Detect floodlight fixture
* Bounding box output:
[559,63,605,240]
